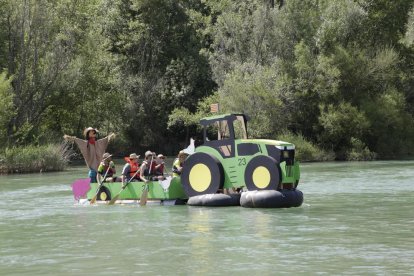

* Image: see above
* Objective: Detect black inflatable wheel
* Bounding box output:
[181,152,224,197]
[240,190,303,208]
[187,193,241,207]
[97,186,111,201]
[244,155,281,191]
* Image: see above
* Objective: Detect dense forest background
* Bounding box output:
[1,0,414,160]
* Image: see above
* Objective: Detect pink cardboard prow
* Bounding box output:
[71,178,91,200]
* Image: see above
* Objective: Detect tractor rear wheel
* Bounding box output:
[181,152,224,197]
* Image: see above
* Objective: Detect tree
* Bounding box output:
[103,0,216,152]
[0,72,15,145]
[0,0,124,147]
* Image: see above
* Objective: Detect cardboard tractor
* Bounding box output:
[180,114,300,197]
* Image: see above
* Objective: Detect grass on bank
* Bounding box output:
[0,143,74,174]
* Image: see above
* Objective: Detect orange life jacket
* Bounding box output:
[124,157,140,178]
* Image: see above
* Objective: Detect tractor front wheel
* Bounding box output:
[244,155,281,191]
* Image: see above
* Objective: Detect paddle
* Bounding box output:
[139,154,154,206]
[107,166,140,205]
[90,166,111,204]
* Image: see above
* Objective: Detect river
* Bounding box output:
[0,160,413,275]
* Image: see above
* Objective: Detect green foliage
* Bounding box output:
[218,62,289,138]
[403,7,414,46]
[0,72,15,144]
[363,89,414,159]
[167,107,199,129]
[1,0,414,163]
[0,143,74,174]
[315,1,367,52]
[318,102,370,158]
[278,131,335,162]
[167,92,221,143]
[101,0,215,152]
[346,138,377,161]
[359,0,414,46]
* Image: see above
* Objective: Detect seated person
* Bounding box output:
[140,151,164,182]
[121,153,140,183]
[172,151,188,177]
[154,154,166,178]
[97,152,119,182]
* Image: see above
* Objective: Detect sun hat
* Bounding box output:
[157,154,165,159]
[178,150,188,158]
[102,153,112,160]
[129,153,139,159]
[145,151,154,158]
[83,127,98,137]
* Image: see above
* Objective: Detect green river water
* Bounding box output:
[0,160,413,275]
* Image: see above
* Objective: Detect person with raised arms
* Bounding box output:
[64,127,115,183]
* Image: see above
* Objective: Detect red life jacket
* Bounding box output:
[142,160,156,176]
[150,161,157,173]
[156,163,164,175]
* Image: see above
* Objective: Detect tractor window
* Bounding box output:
[205,124,219,141]
[237,143,260,156]
[205,121,231,141]
[218,121,230,140]
[234,116,247,139]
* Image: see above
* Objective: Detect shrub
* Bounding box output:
[0,143,74,174]
[345,138,377,161]
[278,131,335,162]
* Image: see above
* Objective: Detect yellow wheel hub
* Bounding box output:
[252,166,271,189]
[189,163,212,192]
[100,192,107,201]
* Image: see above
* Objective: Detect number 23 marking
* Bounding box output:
[238,158,246,166]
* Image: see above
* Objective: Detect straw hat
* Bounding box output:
[129,153,139,159]
[83,127,98,137]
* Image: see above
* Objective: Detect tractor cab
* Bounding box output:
[201,113,248,141]
[200,114,248,159]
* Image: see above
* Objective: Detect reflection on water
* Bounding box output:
[0,160,413,275]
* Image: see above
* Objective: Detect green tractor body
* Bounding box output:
[181,114,301,197]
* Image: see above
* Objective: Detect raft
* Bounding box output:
[187,193,241,207]
[72,176,188,204]
[240,189,303,208]
[72,177,304,208]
